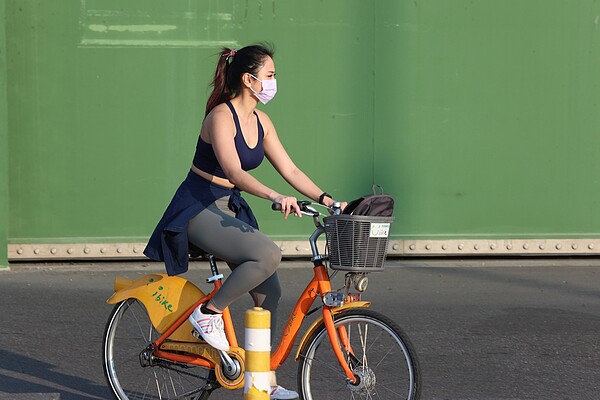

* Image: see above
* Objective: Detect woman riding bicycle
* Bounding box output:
[144,43,344,399]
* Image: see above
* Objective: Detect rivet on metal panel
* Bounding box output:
[523,244,529,250]
[441,244,448,250]
[34,249,40,255]
[425,244,432,250]
[100,248,107,254]
[490,244,496,250]
[555,243,562,250]
[589,243,595,250]
[51,248,57,254]
[572,243,578,250]
[279,246,285,251]
[16,248,23,255]
[117,248,123,254]
[133,247,139,253]
[539,244,545,250]
[67,248,74,254]
[506,244,513,250]
[392,244,399,250]
[84,247,91,254]
[409,244,416,251]
[458,244,464,250]
[473,244,480,250]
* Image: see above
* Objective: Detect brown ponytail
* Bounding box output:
[204,48,234,117]
[204,43,275,117]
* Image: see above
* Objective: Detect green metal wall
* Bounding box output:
[4,1,600,262]
[1,0,8,268]
[374,0,600,242]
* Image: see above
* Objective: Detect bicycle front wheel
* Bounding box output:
[103,299,212,400]
[297,308,421,400]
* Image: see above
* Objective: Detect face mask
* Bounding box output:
[249,74,277,104]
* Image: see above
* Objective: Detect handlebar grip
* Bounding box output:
[272,200,312,212]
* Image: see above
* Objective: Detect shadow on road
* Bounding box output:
[0,348,109,399]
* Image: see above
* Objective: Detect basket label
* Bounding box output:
[370,222,390,238]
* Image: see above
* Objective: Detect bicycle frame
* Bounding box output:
[146,257,359,383]
[111,202,361,384]
[270,261,356,380]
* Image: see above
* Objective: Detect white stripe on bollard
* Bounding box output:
[244,328,271,352]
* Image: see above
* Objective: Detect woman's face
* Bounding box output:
[249,56,275,92]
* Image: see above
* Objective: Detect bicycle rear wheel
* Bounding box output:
[103,299,214,400]
[297,308,421,400]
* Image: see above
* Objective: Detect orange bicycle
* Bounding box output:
[102,201,421,399]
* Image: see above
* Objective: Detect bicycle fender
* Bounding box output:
[107,274,206,341]
[294,301,371,361]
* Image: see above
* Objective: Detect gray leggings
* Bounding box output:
[187,196,282,341]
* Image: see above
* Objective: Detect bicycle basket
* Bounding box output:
[324,214,393,272]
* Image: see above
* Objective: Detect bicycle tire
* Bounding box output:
[103,299,214,400]
[297,308,421,400]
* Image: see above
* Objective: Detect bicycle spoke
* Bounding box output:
[152,369,163,399]
[372,339,397,370]
[358,322,369,369]
[300,354,350,379]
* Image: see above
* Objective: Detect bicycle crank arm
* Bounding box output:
[218,349,236,371]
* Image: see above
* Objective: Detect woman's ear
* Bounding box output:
[242,72,253,88]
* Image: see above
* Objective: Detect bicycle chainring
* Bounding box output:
[215,348,245,390]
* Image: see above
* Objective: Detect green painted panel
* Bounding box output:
[375,0,600,239]
[5,0,600,255]
[0,0,8,267]
[6,1,373,243]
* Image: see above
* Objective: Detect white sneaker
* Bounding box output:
[189,305,230,352]
[270,385,299,400]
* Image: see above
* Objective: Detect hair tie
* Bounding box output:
[225,49,237,61]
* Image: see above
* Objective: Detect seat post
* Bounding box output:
[208,254,220,275]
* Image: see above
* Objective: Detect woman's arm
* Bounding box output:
[207,106,301,217]
[261,111,339,208]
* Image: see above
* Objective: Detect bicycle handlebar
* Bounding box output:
[271,200,342,261]
[271,200,342,217]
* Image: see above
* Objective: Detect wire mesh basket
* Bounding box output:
[324,214,394,272]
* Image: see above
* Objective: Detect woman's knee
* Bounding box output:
[257,241,281,274]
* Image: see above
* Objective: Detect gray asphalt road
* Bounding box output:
[1,258,600,399]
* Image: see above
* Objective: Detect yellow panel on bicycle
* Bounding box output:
[107,274,206,341]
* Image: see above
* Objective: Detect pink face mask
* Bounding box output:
[249,74,277,104]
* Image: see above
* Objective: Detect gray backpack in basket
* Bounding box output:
[343,185,394,217]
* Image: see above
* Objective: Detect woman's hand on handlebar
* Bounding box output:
[337,201,348,212]
[272,195,302,219]
[322,197,348,214]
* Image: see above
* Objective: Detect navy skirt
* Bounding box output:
[144,170,258,275]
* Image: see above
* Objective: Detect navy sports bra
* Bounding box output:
[192,101,265,179]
